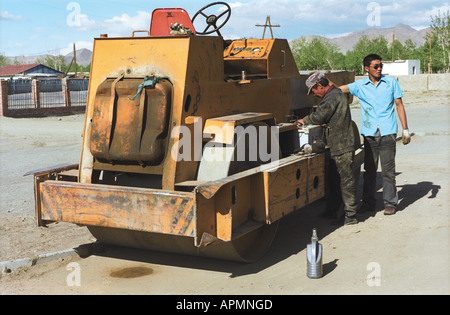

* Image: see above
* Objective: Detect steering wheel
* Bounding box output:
[191,2,231,36]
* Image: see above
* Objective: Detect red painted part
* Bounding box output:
[150,8,196,36]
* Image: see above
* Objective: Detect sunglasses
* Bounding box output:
[372,63,383,70]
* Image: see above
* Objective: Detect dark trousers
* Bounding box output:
[362,130,398,209]
[326,151,357,218]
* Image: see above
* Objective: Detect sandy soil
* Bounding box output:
[0,114,94,263]
[0,91,448,295]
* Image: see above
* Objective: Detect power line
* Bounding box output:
[26,48,68,56]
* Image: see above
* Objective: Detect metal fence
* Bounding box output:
[6,78,89,110]
[39,79,64,108]
[69,79,89,107]
[7,79,33,109]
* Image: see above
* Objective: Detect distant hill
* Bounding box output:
[6,48,93,67]
[293,23,431,53]
[63,48,92,67]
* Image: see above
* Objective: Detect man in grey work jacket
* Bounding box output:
[299,72,357,225]
[338,54,411,216]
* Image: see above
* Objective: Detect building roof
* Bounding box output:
[0,63,40,76]
[0,63,64,77]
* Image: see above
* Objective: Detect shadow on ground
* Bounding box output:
[79,173,441,278]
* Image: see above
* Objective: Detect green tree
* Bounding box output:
[81,63,91,73]
[0,54,10,67]
[422,33,448,73]
[388,39,404,61]
[291,37,343,70]
[291,14,450,74]
[61,62,91,75]
[36,54,66,72]
[402,39,420,59]
[345,35,390,74]
[429,10,450,72]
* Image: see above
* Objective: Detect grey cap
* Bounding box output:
[306,72,325,95]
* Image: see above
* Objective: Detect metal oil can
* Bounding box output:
[306,228,323,279]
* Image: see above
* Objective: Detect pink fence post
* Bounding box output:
[62,78,71,107]
[31,79,40,109]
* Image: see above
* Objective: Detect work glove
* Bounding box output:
[402,129,411,145]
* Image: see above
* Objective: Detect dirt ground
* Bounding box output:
[0,91,448,295]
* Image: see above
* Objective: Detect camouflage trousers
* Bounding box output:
[326,150,358,218]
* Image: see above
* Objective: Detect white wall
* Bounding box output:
[355,73,449,92]
[382,60,421,75]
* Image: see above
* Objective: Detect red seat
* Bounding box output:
[150,8,196,36]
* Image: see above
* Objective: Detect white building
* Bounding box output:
[382,60,421,75]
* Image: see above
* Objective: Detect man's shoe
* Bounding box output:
[331,215,358,226]
[383,206,396,215]
[344,216,358,225]
[358,203,375,213]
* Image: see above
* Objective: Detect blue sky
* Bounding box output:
[1,0,448,57]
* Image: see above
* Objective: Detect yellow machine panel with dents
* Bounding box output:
[29,3,359,262]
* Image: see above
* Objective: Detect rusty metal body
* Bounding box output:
[29,14,356,262]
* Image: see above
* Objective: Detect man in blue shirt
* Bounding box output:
[338,54,411,215]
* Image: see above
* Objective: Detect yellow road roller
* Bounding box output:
[29,2,360,262]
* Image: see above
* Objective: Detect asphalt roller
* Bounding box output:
[29,2,359,262]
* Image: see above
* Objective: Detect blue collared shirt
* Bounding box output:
[348,75,403,136]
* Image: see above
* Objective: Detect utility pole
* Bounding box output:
[256,16,280,39]
[73,43,77,77]
[392,31,395,62]
[65,43,77,77]
[428,35,432,74]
